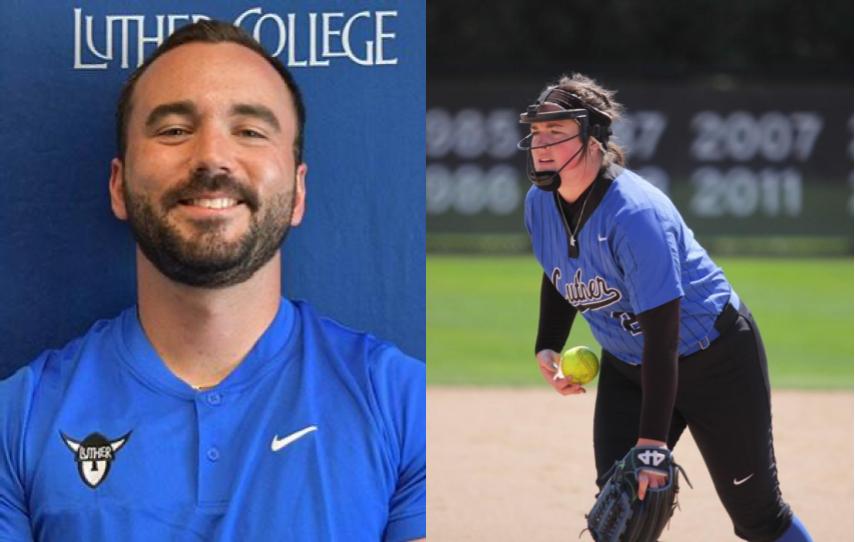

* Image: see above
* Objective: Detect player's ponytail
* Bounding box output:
[554,73,626,168]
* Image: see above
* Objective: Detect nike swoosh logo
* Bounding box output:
[598,235,608,242]
[733,474,754,486]
[271,425,318,452]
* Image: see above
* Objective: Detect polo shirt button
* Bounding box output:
[206,392,222,406]
[206,447,220,462]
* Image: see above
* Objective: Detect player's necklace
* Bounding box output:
[554,178,596,255]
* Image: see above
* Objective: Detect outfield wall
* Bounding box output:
[427,79,853,256]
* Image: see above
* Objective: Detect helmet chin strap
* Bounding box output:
[518,86,613,192]
[527,143,587,192]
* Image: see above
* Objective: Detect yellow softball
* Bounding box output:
[559,346,600,385]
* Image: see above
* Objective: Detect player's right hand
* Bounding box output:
[536,349,586,396]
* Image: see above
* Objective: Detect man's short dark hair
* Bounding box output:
[116,19,305,163]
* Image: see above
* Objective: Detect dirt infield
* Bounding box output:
[427,388,853,541]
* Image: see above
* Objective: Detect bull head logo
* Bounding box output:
[60,431,131,489]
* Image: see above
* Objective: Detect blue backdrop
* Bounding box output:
[0,1,425,378]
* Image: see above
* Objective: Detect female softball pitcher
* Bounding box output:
[521,73,812,542]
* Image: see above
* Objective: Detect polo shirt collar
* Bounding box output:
[116,297,297,399]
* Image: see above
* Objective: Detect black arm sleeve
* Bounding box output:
[635,298,681,442]
[534,273,577,354]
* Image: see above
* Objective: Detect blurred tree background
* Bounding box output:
[428,0,852,79]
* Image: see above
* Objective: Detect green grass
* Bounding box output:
[427,256,854,390]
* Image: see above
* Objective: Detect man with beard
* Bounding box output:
[0,20,425,542]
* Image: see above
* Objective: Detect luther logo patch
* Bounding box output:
[60,431,131,489]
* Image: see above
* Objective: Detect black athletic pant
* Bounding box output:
[593,303,793,541]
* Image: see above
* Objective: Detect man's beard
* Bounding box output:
[122,170,295,288]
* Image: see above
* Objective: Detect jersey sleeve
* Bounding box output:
[0,365,37,540]
[368,345,426,542]
[614,208,684,314]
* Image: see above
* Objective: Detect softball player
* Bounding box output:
[521,73,812,541]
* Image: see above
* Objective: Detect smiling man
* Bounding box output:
[0,20,425,541]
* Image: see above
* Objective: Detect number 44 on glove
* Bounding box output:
[585,446,692,542]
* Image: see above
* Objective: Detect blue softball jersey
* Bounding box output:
[0,299,425,541]
[525,166,739,365]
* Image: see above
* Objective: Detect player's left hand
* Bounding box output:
[635,437,669,500]
[587,444,690,540]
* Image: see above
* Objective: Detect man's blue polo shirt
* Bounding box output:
[0,299,426,541]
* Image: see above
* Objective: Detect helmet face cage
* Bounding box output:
[517,86,611,148]
[516,110,589,151]
[517,86,612,191]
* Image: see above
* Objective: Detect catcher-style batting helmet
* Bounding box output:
[517,86,613,192]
